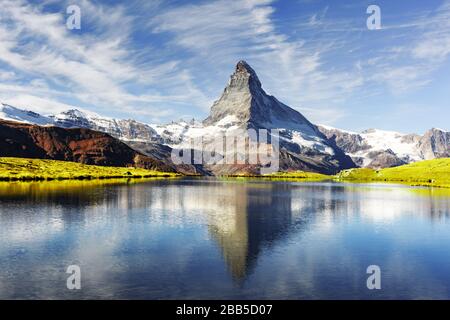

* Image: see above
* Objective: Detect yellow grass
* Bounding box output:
[335,158,450,188]
[258,159,450,188]
[0,157,179,181]
[264,170,330,180]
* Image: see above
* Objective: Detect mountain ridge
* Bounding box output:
[318,125,449,168]
[2,100,449,171]
[1,61,448,173]
[0,119,175,172]
[161,60,356,174]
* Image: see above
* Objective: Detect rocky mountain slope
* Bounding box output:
[152,61,356,175]
[0,103,161,143]
[318,125,449,168]
[0,119,174,172]
[0,103,211,174]
[1,61,448,173]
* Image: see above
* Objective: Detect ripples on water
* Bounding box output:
[0,178,450,299]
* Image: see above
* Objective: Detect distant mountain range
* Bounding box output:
[0,103,161,143]
[0,61,448,174]
[318,125,449,168]
[0,119,174,172]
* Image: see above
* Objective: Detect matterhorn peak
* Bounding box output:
[228,60,262,90]
[235,60,253,73]
[204,60,313,130]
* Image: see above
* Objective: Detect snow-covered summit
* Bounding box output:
[1,61,447,172]
[0,103,54,126]
[318,125,449,168]
[0,102,161,143]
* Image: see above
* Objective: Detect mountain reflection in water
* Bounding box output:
[0,178,449,299]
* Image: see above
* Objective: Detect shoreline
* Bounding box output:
[223,175,450,189]
[0,174,179,182]
[0,157,180,182]
[1,157,449,189]
[1,173,449,189]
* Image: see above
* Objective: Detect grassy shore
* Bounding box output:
[0,157,179,181]
[335,158,450,188]
[262,171,330,180]
[220,171,329,183]
[2,156,449,188]
[263,158,450,188]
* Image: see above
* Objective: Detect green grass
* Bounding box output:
[335,158,450,188]
[255,158,450,188]
[263,170,330,180]
[221,170,330,182]
[0,157,179,181]
[2,157,449,188]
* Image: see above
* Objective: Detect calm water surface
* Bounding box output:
[0,178,450,299]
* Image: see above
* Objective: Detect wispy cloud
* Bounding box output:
[150,0,364,122]
[359,1,450,94]
[0,0,449,130]
[412,2,450,62]
[0,0,209,121]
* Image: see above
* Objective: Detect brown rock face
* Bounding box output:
[0,120,175,172]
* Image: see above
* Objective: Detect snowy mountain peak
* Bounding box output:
[53,108,106,121]
[318,125,449,168]
[0,102,54,125]
[196,62,355,173]
[59,109,87,118]
[51,109,91,128]
[1,102,26,114]
[204,61,319,136]
[0,101,162,143]
[233,60,262,89]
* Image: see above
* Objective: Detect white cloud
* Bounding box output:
[151,0,363,124]
[0,0,135,104]
[374,65,432,93]
[0,0,210,122]
[412,2,450,62]
[0,0,449,128]
[1,95,79,114]
[0,70,16,81]
[364,1,450,93]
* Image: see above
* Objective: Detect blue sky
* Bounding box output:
[0,0,449,133]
